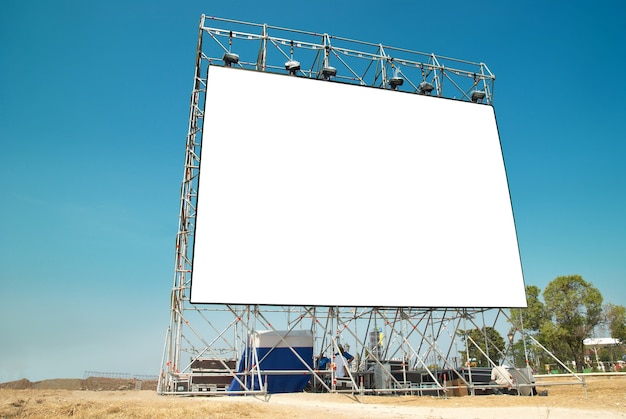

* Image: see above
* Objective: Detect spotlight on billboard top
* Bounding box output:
[190,65,526,308]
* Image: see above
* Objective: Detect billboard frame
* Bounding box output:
[189,65,525,308]
[158,15,584,397]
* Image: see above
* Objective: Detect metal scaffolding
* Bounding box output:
[157,15,581,398]
[191,16,495,104]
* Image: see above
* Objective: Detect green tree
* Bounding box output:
[510,285,546,332]
[542,275,603,372]
[508,285,547,370]
[605,304,626,343]
[460,327,506,367]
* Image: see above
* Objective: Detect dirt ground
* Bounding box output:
[1,375,625,418]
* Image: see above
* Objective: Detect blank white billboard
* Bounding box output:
[190,65,526,308]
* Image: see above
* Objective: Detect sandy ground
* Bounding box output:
[1,375,625,418]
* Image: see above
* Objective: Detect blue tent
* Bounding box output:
[228,330,313,394]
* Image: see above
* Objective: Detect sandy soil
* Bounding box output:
[1,375,625,418]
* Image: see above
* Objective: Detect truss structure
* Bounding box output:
[192,16,495,104]
[158,15,583,397]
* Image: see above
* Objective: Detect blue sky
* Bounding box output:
[1,1,624,382]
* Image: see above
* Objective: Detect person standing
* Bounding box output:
[334,345,349,378]
[342,344,355,366]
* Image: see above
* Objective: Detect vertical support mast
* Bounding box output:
[158,14,207,393]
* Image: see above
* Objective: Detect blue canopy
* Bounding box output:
[228,330,313,394]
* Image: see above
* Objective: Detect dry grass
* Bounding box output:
[0,375,624,418]
[0,391,283,419]
[363,375,626,410]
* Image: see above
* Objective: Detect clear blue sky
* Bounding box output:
[1,1,624,382]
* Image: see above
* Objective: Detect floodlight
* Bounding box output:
[321,66,337,80]
[285,60,301,75]
[389,76,404,90]
[223,52,240,67]
[418,81,435,95]
[471,90,486,103]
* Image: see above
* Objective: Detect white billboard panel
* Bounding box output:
[190,65,526,308]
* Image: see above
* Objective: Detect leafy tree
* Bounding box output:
[537,319,571,370]
[510,285,546,332]
[605,304,626,343]
[460,327,506,367]
[542,275,603,372]
[507,285,548,370]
